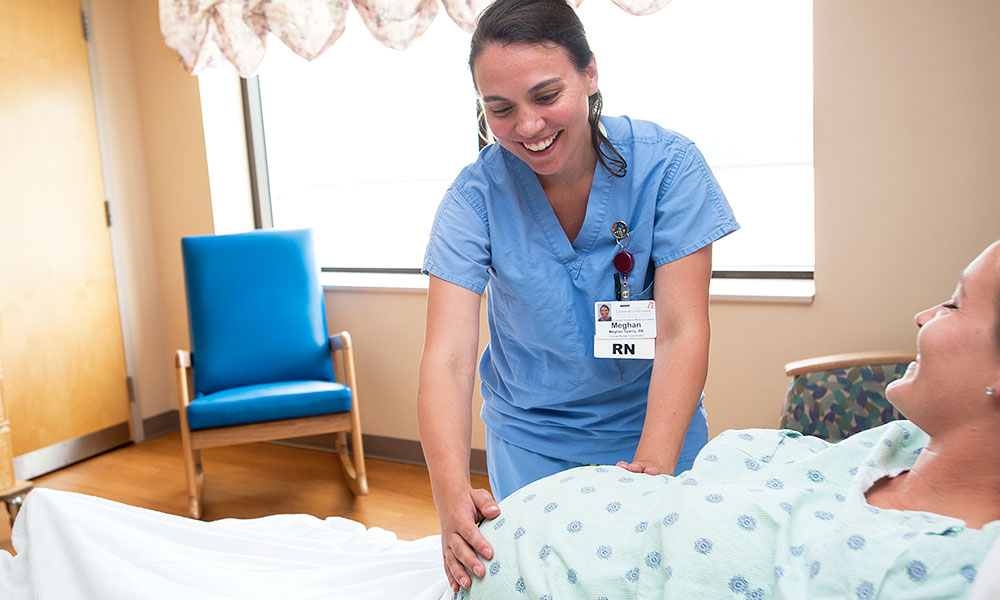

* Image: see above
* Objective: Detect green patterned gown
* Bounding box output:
[449,421,997,599]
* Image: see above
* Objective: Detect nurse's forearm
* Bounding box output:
[632,244,712,474]
[419,276,484,501]
[634,327,709,474]
[417,356,478,501]
[419,348,499,591]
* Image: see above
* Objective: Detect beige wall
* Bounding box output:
[95,1,999,448]
[89,0,214,422]
[124,0,216,419]
[324,287,492,448]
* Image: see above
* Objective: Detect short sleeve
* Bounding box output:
[652,142,739,266]
[422,188,491,294]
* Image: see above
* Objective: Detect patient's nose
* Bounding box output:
[913,306,933,328]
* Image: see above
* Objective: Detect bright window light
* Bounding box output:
[252,0,813,274]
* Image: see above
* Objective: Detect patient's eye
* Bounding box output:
[943,300,959,310]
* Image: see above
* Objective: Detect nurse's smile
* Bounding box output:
[523,131,561,153]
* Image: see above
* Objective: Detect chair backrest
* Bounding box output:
[181,229,335,396]
[779,351,915,441]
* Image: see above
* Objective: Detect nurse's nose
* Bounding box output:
[516,108,545,139]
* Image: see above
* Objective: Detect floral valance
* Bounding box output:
[159,0,671,77]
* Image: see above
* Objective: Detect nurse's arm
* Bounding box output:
[621,243,712,475]
[417,275,499,590]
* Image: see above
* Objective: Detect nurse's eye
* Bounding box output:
[490,105,512,117]
[536,91,560,103]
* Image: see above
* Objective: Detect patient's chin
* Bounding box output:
[883,378,912,416]
[884,378,904,401]
[887,359,920,395]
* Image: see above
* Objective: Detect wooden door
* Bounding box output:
[0,0,131,475]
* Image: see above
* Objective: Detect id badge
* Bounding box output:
[593,300,656,359]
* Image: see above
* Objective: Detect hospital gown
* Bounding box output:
[452,421,998,599]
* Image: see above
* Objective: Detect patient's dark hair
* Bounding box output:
[470,0,627,178]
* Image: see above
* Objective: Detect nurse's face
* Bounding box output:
[888,241,1000,424]
[473,42,598,181]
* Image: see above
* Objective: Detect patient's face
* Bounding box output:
[888,241,1000,417]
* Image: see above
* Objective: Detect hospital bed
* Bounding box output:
[2,485,998,599]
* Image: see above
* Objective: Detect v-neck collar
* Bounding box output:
[505,150,612,280]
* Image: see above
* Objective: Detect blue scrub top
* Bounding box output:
[423,115,739,465]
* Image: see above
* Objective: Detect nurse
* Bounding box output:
[417,0,739,591]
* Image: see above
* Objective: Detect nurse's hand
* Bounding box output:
[439,487,500,591]
[615,460,665,475]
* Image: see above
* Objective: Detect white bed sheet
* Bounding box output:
[6,486,1000,599]
[970,533,1000,599]
[0,489,450,600]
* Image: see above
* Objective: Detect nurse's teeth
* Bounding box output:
[524,133,557,152]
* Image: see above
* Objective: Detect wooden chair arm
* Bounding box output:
[784,350,916,377]
[329,332,358,390]
[329,332,349,352]
[174,349,193,409]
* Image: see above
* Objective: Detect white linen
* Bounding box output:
[0,489,450,599]
[970,534,1000,599]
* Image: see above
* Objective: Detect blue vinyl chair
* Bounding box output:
[175,229,367,519]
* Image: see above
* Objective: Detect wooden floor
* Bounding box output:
[1,432,489,555]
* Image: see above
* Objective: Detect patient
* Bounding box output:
[452,241,1000,599]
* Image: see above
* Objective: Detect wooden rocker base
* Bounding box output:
[182,415,369,519]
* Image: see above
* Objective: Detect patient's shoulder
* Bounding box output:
[700,427,829,461]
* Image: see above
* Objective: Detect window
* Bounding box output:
[247,0,813,277]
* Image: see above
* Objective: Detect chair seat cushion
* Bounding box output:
[187,380,351,431]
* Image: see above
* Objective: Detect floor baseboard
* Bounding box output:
[13,422,131,480]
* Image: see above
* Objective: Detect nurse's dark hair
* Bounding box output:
[470,0,627,177]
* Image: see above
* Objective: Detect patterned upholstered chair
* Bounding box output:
[780,351,916,441]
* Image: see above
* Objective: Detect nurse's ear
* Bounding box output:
[585,55,599,96]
